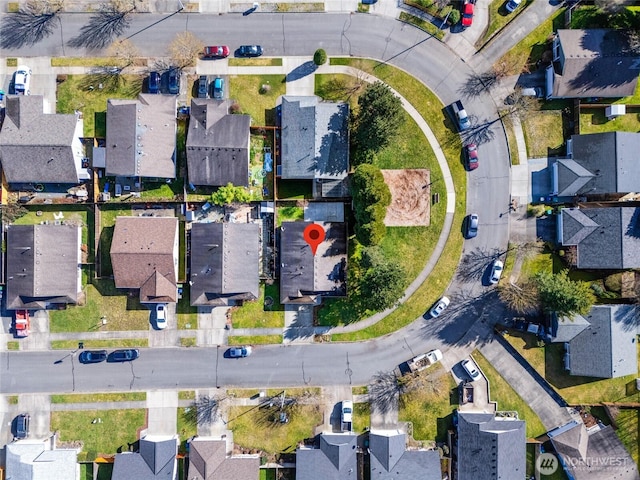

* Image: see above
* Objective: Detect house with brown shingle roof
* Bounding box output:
[187,437,260,480]
[110,216,179,303]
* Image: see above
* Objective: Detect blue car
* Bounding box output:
[79,350,108,364]
[148,72,160,94]
[213,77,224,99]
[168,69,180,95]
[108,349,140,362]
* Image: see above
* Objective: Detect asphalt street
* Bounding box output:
[0,13,510,394]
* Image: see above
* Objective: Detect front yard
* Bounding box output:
[229,283,285,329]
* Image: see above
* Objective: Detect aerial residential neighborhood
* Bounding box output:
[0,1,639,480]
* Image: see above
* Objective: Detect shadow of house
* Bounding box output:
[112,435,178,480]
[295,433,358,479]
[104,93,177,180]
[551,132,640,199]
[187,437,260,480]
[546,29,640,99]
[5,439,78,480]
[547,420,639,480]
[369,430,441,479]
[557,206,640,269]
[189,222,259,307]
[5,224,81,310]
[186,99,251,187]
[456,411,526,480]
[0,96,90,187]
[547,305,639,379]
[110,216,179,304]
[278,96,349,198]
[279,221,347,305]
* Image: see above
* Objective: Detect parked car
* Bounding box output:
[79,350,108,364]
[461,1,474,28]
[238,45,263,57]
[462,359,481,381]
[429,296,450,318]
[489,259,504,284]
[14,65,31,95]
[148,71,160,94]
[505,0,522,13]
[203,45,230,59]
[465,143,479,170]
[168,68,180,94]
[197,75,208,98]
[464,213,479,239]
[108,349,140,362]
[521,86,544,98]
[228,346,252,358]
[14,413,30,439]
[156,304,167,330]
[213,77,224,99]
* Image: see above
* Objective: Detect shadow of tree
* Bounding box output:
[67,7,132,49]
[0,7,59,49]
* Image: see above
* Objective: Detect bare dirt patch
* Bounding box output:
[381,169,430,227]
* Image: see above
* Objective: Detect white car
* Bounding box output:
[505,0,522,13]
[462,359,481,381]
[341,400,353,423]
[489,260,504,284]
[14,66,31,95]
[155,304,167,330]
[429,296,450,318]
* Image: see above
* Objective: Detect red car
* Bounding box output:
[466,143,479,170]
[203,45,230,59]
[461,1,474,28]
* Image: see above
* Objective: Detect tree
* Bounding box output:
[503,87,540,118]
[1,203,28,224]
[313,48,327,66]
[359,247,406,311]
[0,0,64,48]
[351,164,391,246]
[497,280,540,315]
[534,270,596,317]
[106,39,140,68]
[168,31,204,69]
[351,81,403,161]
[211,183,251,206]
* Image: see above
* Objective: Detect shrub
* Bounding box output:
[604,273,622,293]
[313,49,327,66]
[448,8,460,25]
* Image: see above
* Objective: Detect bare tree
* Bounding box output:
[192,395,222,426]
[106,39,140,68]
[0,0,64,48]
[67,0,136,49]
[498,281,541,315]
[368,370,415,414]
[461,70,499,98]
[168,31,205,69]
[457,247,502,283]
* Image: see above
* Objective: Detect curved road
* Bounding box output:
[0,12,510,394]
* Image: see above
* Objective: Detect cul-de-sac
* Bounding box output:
[1,0,640,479]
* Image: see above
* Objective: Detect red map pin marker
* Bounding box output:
[303,224,325,256]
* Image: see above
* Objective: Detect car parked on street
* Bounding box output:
[155,304,167,330]
[168,68,180,95]
[79,350,108,364]
[462,359,481,381]
[228,346,252,358]
[148,71,160,94]
[237,45,263,57]
[464,213,479,239]
[203,45,230,59]
[14,413,30,439]
[465,143,478,170]
[213,77,224,99]
[489,259,504,284]
[108,349,140,362]
[14,65,31,95]
[197,75,208,98]
[429,296,450,318]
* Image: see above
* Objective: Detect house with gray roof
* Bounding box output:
[280,221,347,304]
[5,440,79,480]
[552,305,638,379]
[186,99,251,187]
[189,222,259,306]
[279,96,349,198]
[186,437,260,480]
[5,224,81,310]
[110,216,179,303]
[369,430,441,479]
[557,206,640,269]
[0,95,90,185]
[106,93,176,179]
[296,433,358,480]
[456,411,526,480]
[546,29,640,99]
[551,132,640,197]
[112,435,178,480]
[548,420,639,480]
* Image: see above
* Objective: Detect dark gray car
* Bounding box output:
[108,349,140,362]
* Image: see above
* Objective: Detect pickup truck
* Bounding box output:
[450,100,471,131]
[13,310,30,338]
[406,349,443,374]
[341,400,353,432]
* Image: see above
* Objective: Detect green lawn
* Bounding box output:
[614,408,640,469]
[521,111,566,158]
[51,339,148,349]
[51,409,146,461]
[477,0,533,48]
[398,12,445,40]
[579,107,640,134]
[228,335,283,345]
[12,205,91,244]
[49,279,151,332]
[228,74,286,126]
[277,206,304,226]
[177,405,198,454]
[276,180,312,200]
[176,284,198,330]
[51,392,146,403]
[352,402,371,434]
[56,74,144,137]
[473,351,547,438]
[230,283,285,329]
[227,404,322,453]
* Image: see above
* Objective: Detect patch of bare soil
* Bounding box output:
[381,169,430,227]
